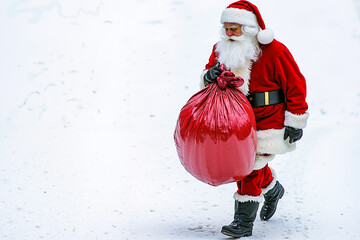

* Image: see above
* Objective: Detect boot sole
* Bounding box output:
[260,185,285,221]
[221,228,252,238]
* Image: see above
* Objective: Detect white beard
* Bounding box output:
[215,32,260,71]
[215,31,261,95]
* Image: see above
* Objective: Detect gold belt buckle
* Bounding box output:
[264,92,269,106]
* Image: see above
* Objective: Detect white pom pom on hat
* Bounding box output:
[220,0,274,45]
[257,28,274,45]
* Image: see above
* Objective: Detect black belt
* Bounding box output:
[247,89,285,108]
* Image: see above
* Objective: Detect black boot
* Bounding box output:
[260,181,284,221]
[221,201,259,238]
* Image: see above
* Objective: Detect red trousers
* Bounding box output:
[236,164,274,196]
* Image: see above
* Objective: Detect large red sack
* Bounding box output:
[174,69,257,186]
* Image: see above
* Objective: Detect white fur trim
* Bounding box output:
[284,111,309,129]
[234,192,263,203]
[257,128,296,154]
[253,154,275,170]
[257,28,274,45]
[261,167,277,194]
[232,60,252,96]
[200,70,208,89]
[221,8,258,27]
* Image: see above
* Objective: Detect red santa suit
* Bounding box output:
[201,3,309,202]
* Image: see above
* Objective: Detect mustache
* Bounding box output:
[220,34,245,42]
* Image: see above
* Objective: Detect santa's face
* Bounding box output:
[215,25,260,71]
[223,22,242,38]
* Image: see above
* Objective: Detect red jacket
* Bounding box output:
[203,39,309,158]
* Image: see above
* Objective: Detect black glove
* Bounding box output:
[284,126,303,144]
[204,62,223,85]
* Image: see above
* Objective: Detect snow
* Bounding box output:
[0,0,360,239]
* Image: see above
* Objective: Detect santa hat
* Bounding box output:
[220,0,274,45]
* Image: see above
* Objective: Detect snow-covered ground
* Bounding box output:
[1,0,360,239]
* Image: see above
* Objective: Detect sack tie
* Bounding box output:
[216,64,244,89]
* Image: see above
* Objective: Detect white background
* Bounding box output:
[1,0,360,239]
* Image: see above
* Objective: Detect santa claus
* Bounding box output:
[200,0,309,238]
